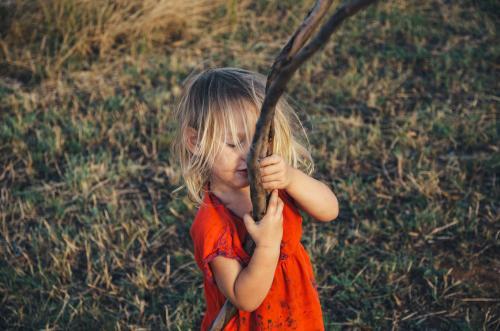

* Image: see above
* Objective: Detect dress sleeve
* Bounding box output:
[191,220,244,284]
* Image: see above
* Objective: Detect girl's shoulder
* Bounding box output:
[189,192,229,243]
[189,192,250,280]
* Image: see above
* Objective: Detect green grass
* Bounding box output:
[1,0,499,329]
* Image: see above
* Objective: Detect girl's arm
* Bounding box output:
[285,167,339,222]
[210,246,280,312]
[210,190,284,312]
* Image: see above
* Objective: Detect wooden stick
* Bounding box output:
[209,1,378,329]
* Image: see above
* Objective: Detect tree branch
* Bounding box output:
[209,1,378,329]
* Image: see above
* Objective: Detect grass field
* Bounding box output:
[1,0,499,329]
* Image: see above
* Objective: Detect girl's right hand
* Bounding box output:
[243,189,284,250]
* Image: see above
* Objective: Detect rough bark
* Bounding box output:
[209,1,378,329]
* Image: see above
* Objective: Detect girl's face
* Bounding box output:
[209,115,252,194]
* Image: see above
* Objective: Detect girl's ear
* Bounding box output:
[185,127,199,154]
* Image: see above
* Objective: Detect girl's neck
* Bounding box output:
[209,182,251,216]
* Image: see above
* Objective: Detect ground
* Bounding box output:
[0,0,498,329]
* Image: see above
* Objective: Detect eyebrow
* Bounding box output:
[226,133,247,142]
[230,132,246,138]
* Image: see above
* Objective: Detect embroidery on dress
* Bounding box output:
[202,224,244,284]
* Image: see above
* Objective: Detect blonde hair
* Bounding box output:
[172,67,313,204]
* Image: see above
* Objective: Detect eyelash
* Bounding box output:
[226,141,246,148]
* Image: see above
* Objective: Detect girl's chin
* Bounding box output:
[236,169,248,179]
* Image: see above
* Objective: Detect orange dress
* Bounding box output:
[190,189,325,330]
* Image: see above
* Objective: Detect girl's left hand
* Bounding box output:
[259,154,294,190]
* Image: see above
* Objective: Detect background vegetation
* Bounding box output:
[1,0,498,329]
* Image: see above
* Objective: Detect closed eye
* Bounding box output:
[226,139,247,149]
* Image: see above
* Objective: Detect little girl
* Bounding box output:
[173,67,339,330]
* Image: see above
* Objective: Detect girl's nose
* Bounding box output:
[239,143,250,159]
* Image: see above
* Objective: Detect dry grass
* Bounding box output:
[1,0,499,329]
[0,0,226,78]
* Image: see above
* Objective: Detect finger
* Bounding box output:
[275,198,284,219]
[260,164,282,176]
[259,154,281,167]
[261,173,282,183]
[243,213,256,230]
[243,213,254,223]
[267,189,279,213]
[262,181,282,189]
